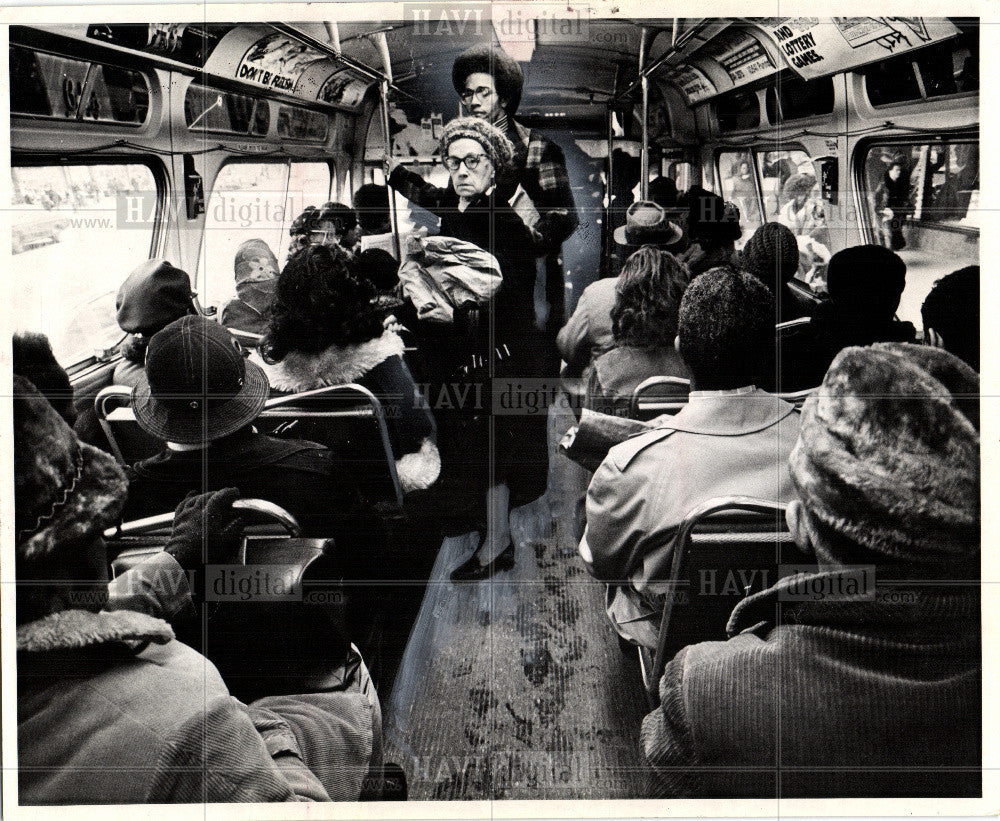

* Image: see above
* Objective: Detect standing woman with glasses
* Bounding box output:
[389,116,546,581]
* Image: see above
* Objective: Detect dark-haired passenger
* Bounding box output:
[288,202,362,258]
[586,247,691,416]
[783,244,916,389]
[13,332,77,426]
[580,268,801,648]
[922,265,979,371]
[354,184,392,236]
[258,244,439,495]
[677,187,741,278]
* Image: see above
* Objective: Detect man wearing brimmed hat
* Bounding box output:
[123,316,367,542]
[390,43,578,332]
[642,343,981,798]
[14,377,381,803]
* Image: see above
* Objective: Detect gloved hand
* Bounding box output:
[164,488,244,569]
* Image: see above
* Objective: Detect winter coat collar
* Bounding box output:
[17,608,174,654]
[258,330,405,393]
[727,568,979,639]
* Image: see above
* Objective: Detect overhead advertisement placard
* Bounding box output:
[703,28,777,88]
[669,66,716,104]
[236,33,328,93]
[758,17,959,80]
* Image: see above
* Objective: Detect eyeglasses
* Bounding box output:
[309,230,339,244]
[459,86,495,104]
[443,154,490,172]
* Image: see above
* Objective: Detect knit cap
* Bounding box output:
[440,116,514,171]
[740,222,799,287]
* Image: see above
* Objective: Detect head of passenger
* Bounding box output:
[677,266,774,391]
[613,201,684,254]
[353,184,392,235]
[739,222,800,291]
[289,202,361,256]
[826,244,906,326]
[132,316,269,448]
[440,116,514,202]
[921,266,979,371]
[685,188,742,253]
[647,176,679,210]
[233,238,279,315]
[262,243,384,365]
[611,247,688,349]
[115,260,198,367]
[782,172,817,211]
[354,248,401,295]
[13,332,77,426]
[452,44,524,124]
[14,375,128,626]
[788,343,979,580]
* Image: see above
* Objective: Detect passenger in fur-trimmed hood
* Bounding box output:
[258,244,440,495]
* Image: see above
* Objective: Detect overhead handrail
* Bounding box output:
[612,18,711,104]
[268,23,418,103]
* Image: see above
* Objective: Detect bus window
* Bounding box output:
[718,150,761,245]
[200,160,332,311]
[756,148,831,287]
[862,141,979,328]
[11,162,157,366]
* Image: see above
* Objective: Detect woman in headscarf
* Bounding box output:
[220,238,280,336]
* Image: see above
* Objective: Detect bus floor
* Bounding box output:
[380,397,652,800]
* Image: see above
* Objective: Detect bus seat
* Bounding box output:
[258,384,405,509]
[639,496,807,708]
[227,326,265,352]
[94,384,162,467]
[776,386,817,410]
[786,279,826,316]
[628,375,691,421]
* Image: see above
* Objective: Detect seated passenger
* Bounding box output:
[114,260,198,388]
[287,202,362,258]
[13,332,77,426]
[783,244,916,389]
[922,265,979,371]
[220,238,280,337]
[642,343,980,798]
[677,188,741,278]
[580,268,801,648]
[258,244,440,495]
[738,222,814,322]
[354,183,392,236]
[586,246,691,416]
[557,203,683,369]
[122,315,369,540]
[14,377,384,803]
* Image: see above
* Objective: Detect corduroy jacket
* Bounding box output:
[641,568,981,798]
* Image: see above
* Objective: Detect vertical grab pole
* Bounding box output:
[605,105,615,270]
[639,27,650,201]
[379,79,401,261]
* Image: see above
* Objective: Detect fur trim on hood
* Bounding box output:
[259,330,406,393]
[17,608,174,653]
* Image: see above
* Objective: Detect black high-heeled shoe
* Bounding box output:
[450,537,516,583]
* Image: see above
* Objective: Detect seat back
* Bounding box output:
[640,496,804,707]
[257,384,404,508]
[94,384,162,467]
[228,327,264,352]
[628,375,691,421]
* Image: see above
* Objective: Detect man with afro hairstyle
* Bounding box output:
[579,267,801,648]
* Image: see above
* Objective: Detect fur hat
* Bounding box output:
[740,222,799,287]
[452,44,524,115]
[789,343,980,568]
[782,172,817,200]
[440,116,514,171]
[14,376,128,564]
